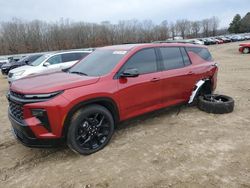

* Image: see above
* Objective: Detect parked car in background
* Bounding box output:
[1,54,43,75]
[0,57,9,69]
[8,55,25,63]
[244,35,250,40]
[231,35,244,42]
[239,43,250,54]
[186,39,204,45]
[211,38,223,44]
[216,37,231,43]
[7,43,218,154]
[8,50,92,82]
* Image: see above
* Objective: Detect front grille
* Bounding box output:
[8,72,13,78]
[9,100,24,121]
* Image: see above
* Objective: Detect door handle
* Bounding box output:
[150,77,161,82]
[187,71,194,75]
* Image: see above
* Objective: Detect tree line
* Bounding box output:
[0,17,221,55]
[228,12,250,33]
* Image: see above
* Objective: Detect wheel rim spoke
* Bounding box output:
[75,112,111,150]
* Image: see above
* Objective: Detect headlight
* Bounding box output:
[24,91,63,99]
[14,70,25,76]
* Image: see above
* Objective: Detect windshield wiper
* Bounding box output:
[69,71,88,76]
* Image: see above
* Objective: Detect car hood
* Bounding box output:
[9,65,34,73]
[10,72,100,94]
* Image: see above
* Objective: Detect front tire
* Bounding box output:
[67,104,115,155]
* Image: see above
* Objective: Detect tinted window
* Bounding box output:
[47,54,62,65]
[122,48,157,74]
[180,47,191,66]
[75,52,89,59]
[186,47,212,61]
[62,52,89,62]
[160,47,185,70]
[62,53,75,62]
[69,50,125,76]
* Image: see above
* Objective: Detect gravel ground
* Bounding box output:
[0,41,250,188]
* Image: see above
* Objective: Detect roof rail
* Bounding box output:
[152,40,191,44]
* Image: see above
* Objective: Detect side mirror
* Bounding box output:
[43,62,50,67]
[25,60,29,64]
[120,68,139,78]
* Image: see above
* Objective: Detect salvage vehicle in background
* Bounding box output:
[1,54,43,75]
[7,43,219,154]
[239,43,250,54]
[8,50,92,82]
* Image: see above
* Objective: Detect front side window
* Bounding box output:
[160,47,185,70]
[121,48,157,74]
[30,54,49,66]
[47,54,62,65]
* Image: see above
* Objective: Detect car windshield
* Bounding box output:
[30,54,49,66]
[69,49,127,76]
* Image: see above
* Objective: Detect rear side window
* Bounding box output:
[185,47,212,61]
[75,52,89,59]
[180,47,191,66]
[61,52,88,62]
[122,48,157,74]
[159,47,185,70]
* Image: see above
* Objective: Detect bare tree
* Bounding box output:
[176,19,190,39]
[191,21,201,38]
[0,17,221,55]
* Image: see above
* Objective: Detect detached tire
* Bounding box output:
[198,94,234,114]
[67,105,115,155]
[243,47,250,54]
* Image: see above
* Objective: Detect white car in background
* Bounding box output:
[186,39,204,45]
[8,50,92,82]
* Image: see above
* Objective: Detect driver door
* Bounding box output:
[117,48,162,120]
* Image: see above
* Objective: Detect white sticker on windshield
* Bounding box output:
[113,51,127,55]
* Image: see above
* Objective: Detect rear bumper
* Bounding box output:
[9,112,63,148]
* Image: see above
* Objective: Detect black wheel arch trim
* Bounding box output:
[62,97,120,138]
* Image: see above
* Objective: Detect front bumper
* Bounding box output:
[9,112,63,148]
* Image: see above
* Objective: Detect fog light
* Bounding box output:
[31,109,45,117]
[31,109,51,132]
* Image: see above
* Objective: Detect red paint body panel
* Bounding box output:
[9,43,218,140]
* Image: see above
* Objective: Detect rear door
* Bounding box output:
[117,48,163,119]
[158,47,197,105]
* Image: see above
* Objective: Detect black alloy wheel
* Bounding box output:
[67,105,114,155]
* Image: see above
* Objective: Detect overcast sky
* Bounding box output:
[0,0,249,28]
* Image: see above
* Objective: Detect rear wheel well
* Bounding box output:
[62,98,119,138]
[199,79,212,96]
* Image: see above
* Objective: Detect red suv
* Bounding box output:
[7,43,218,154]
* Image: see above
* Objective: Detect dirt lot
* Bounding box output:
[0,41,250,188]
